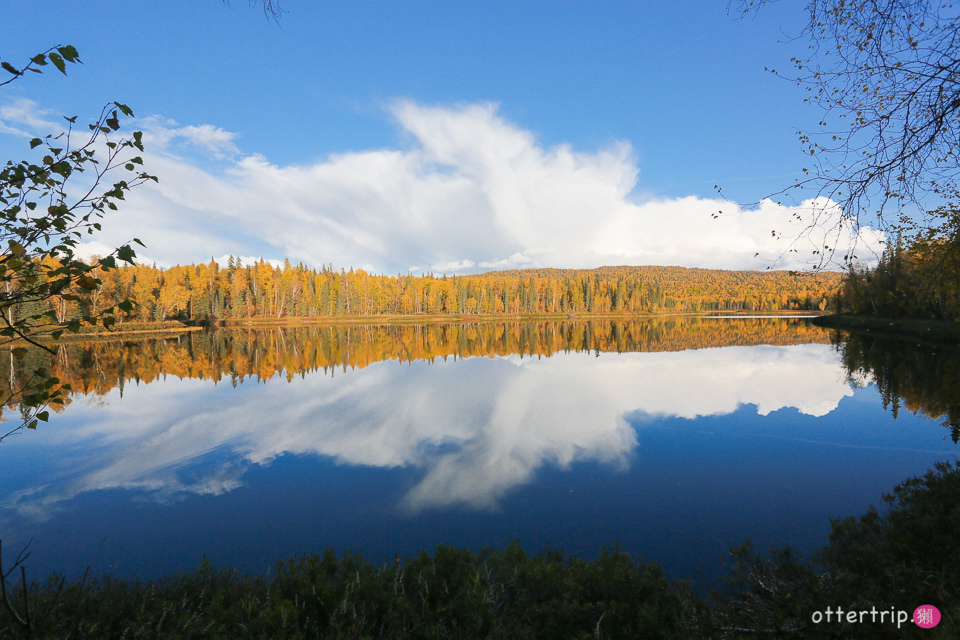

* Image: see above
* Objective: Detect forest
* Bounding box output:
[14,259,842,327]
[838,208,960,321]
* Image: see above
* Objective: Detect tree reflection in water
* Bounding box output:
[831,329,960,443]
[0,317,830,421]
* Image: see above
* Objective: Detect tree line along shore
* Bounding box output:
[13,260,841,331]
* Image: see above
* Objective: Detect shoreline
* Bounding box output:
[812,313,960,345]
[213,309,826,328]
[11,311,829,344]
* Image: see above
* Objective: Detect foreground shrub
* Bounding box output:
[0,544,703,639]
[3,461,958,638]
[710,460,960,638]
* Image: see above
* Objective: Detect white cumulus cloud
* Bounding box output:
[0,97,59,138]
[7,99,885,273]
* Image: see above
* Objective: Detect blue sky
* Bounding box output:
[0,1,884,273]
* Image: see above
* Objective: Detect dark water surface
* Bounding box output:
[0,317,955,590]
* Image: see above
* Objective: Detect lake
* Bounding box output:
[0,316,956,591]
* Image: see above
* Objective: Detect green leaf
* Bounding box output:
[56,45,80,63]
[29,137,42,149]
[51,161,72,178]
[30,53,47,66]
[49,52,66,74]
[1,61,20,76]
[117,245,136,263]
[36,411,49,422]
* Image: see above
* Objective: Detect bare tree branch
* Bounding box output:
[222,0,286,22]
[728,1,960,267]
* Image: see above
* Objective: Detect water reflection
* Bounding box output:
[3,317,958,584]
[0,317,830,416]
[830,329,960,442]
[0,319,853,523]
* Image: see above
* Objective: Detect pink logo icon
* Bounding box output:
[913,604,941,629]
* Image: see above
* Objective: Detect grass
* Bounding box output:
[28,320,203,344]
[0,544,704,639]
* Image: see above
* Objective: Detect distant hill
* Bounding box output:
[473,265,842,313]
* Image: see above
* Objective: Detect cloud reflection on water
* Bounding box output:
[0,343,854,521]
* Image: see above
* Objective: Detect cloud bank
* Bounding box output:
[1,99,884,273]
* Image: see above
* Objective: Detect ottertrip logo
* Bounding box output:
[810,604,941,629]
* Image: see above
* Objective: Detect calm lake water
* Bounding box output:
[0,317,956,590]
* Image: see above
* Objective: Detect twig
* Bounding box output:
[0,540,27,627]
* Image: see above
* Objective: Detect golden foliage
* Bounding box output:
[34,260,842,324]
